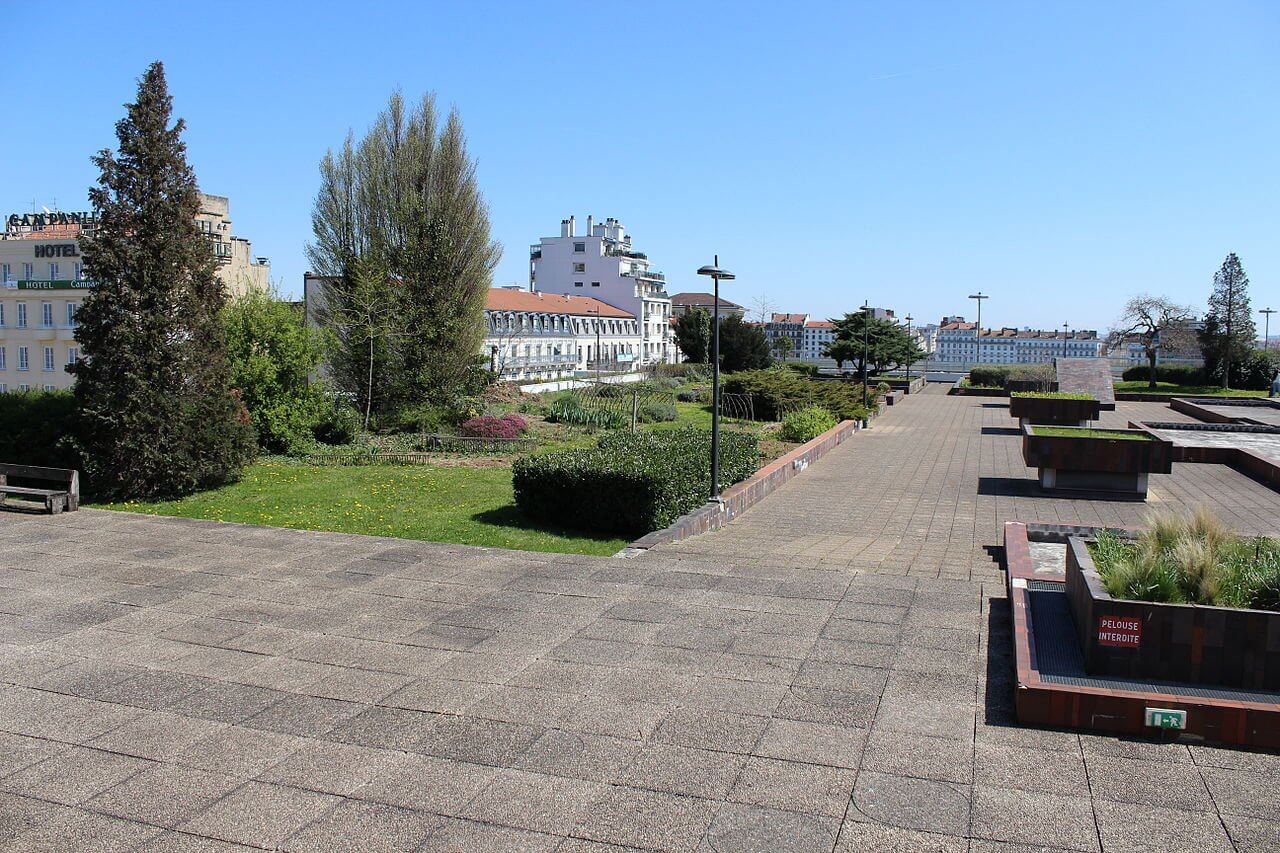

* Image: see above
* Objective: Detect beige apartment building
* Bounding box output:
[0,194,269,392]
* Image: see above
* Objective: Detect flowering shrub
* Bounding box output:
[459,413,528,439]
[779,406,837,442]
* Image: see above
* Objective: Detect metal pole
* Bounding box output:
[594,307,601,383]
[1225,279,1234,390]
[1262,308,1275,351]
[711,256,722,501]
[1062,322,1068,361]
[861,301,870,407]
[905,314,914,386]
[968,292,988,369]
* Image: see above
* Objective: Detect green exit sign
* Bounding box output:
[1144,708,1187,730]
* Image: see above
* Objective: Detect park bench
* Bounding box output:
[0,463,80,514]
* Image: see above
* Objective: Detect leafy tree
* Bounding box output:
[827,312,922,376]
[307,91,501,419]
[71,61,255,499]
[674,306,711,363]
[320,256,404,431]
[718,316,773,373]
[1107,295,1197,389]
[772,335,794,362]
[1198,253,1255,389]
[224,289,333,453]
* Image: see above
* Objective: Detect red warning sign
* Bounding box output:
[1097,615,1142,648]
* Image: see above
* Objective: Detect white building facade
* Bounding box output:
[935,321,1102,365]
[483,288,640,382]
[529,216,675,365]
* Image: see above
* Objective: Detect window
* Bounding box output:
[591,281,600,288]
[66,302,78,326]
[42,385,55,392]
[22,263,33,280]
[0,348,5,370]
[0,304,4,326]
[573,242,585,253]
[66,347,78,366]
[74,263,83,280]
[0,385,5,394]
[43,347,54,371]
[17,384,28,393]
[1,264,9,282]
[49,263,59,281]
[18,347,29,371]
[16,303,26,328]
[41,302,53,328]
[574,281,583,288]
[573,263,585,273]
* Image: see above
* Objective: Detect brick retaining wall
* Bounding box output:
[626,418,864,550]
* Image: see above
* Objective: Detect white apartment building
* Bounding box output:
[529,216,675,365]
[484,288,640,382]
[0,195,269,393]
[761,313,839,363]
[935,321,1102,364]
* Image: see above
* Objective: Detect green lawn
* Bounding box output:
[1113,381,1268,397]
[96,462,628,556]
[1032,426,1153,441]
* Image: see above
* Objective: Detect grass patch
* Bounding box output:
[95,462,628,556]
[1113,381,1269,397]
[1010,391,1095,400]
[1031,426,1152,441]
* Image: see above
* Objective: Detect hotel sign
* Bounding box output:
[7,212,96,228]
[33,244,80,258]
[1096,615,1142,648]
[13,280,93,290]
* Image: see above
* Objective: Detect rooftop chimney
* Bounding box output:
[569,215,576,237]
[587,215,593,236]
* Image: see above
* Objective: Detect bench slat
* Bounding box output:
[0,486,66,497]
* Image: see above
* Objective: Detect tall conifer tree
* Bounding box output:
[71,61,254,499]
[1199,253,1255,389]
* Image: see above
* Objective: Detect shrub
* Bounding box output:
[653,363,710,381]
[970,365,1056,390]
[513,428,758,535]
[0,390,79,470]
[1119,364,1207,384]
[388,402,453,434]
[460,413,528,439]
[875,381,892,394]
[779,406,837,442]
[1010,391,1095,400]
[677,388,708,403]
[722,369,871,422]
[312,400,361,446]
[636,401,678,423]
[784,362,820,377]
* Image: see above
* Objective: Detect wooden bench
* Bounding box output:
[0,464,80,514]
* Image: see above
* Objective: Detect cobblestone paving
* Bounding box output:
[0,390,1277,851]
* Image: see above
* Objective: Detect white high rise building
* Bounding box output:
[529,216,675,365]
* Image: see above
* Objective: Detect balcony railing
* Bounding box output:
[624,269,665,282]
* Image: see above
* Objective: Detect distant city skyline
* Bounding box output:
[3,1,1276,332]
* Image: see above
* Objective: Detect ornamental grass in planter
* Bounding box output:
[1090,508,1280,611]
[1008,391,1100,425]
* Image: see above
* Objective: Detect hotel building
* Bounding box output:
[483,287,640,382]
[935,320,1102,364]
[529,216,675,365]
[0,194,270,392]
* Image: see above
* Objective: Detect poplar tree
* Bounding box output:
[307,92,502,418]
[1199,253,1255,388]
[71,61,255,498]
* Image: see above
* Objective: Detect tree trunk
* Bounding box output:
[364,335,374,433]
[1147,351,1158,389]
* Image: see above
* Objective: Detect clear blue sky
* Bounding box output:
[4,1,1276,332]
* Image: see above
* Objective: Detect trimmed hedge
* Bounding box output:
[969,365,1056,389]
[1120,364,1206,384]
[722,369,871,422]
[512,427,758,536]
[0,390,79,470]
[1010,391,1094,400]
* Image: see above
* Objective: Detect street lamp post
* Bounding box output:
[1262,308,1276,352]
[968,292,988,367]
[860,301,872,408]
[904,314,914,386]
[1061,322,1069,361]
[697,257,735,501]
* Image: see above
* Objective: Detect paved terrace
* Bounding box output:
[0,390,1277,851]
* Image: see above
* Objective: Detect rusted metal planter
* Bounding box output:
[1021,423,1172,498]
[1066,535,1280,691]
[1009,394,1101,426]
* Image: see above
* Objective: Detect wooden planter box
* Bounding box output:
[1009,395,1101,426]
[1066,536,1280,691]
[1021,423,1172,498]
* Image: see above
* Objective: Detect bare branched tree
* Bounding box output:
[1108,296,1197,389]
[750,290,779,325]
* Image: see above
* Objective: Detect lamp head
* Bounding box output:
[697,264,735,281]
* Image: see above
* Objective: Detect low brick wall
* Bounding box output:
[627,418,862,550]
[883,389,905,406]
